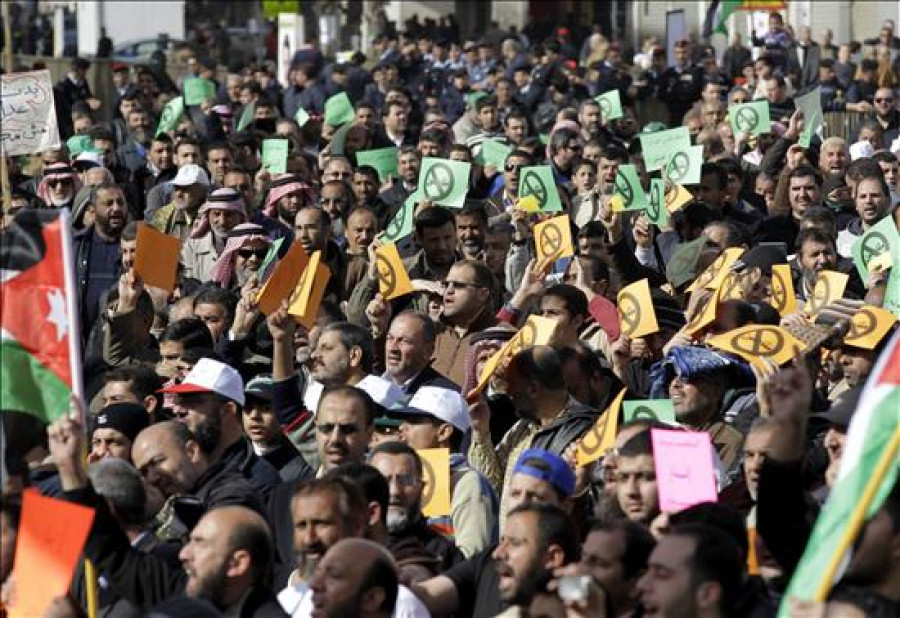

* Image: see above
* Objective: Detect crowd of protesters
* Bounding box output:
[2,8,900,618]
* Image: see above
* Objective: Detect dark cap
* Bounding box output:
[733,245,787,276]
[513,449,576,497]
[244,374,274,403]
[92,403,150,443]
[72,57,91,70]
[813,386,862,429]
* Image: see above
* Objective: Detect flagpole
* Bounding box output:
[57,209,98,618]
[813,428,900,601]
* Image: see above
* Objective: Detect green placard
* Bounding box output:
[295,107,310,127]
[884,267,900,318]
[183,78,216,106]
[729,100,772,136]
[418,157,471,209]
[261,139,289,174]
[466,91,488,108]
[477,138,512,168]
[614,164,648,211]
[646,178,669,227]
[262,0,300,18]
[66,135,95,157]
[356,147,399,182]
[596,89,624,121]
[794,86,823,148]
[850,215,900,282]
[663,144,704,186]
[665,235,709,288]
[259,237,285,279]
[324,92,355,127]
[518,165,562,213]
[538,134,550,145]
[237,102,255,131]
[623,399,677,424]
[639,126,691,172]
[383,190,418,243]
[155,96,185,137]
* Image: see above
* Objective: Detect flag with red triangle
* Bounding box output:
[1,210,79,423]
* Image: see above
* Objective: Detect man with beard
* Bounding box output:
[370,442,464,572]
[308,539,399,618]
[755,165,823,253]
[46,419,281,616]
[790,228,861,303]
[37,161,82,210]
[209,223,272,290]
[206,142,235,188]
[160,358,281,495]
[75,183,128,338]
[133,134,176,213]
[181,188,248,283]
[343,206,378,298]
[837,175,892,258]
[577,99,605,143]
[116,106,154,175]
[151,163,211,241]
[455,202,488,260]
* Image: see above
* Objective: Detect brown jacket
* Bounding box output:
[432,310,498,388]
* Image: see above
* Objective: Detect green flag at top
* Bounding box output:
[418,158,471,209]
[325,92,355,127]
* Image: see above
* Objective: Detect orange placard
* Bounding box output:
[8,490,95,618]
[256,241,309,315]
[289,253,332,330]
[417,447,451,517]
[134,222,181,292]
[575,387,627,466]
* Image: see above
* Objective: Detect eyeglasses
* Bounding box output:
[237,248,269,260]
[874,98,894,104]
[48,178,72,188]
[316,422,361,436]
[318,197,345,206]
[442,280,481,291]
[504,163,523,172]
[382,474,422,488]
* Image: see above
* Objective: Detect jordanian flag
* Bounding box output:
[1,210,79,422]
[779,329,900,614]
[705,0,787,37]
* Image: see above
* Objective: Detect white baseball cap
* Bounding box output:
[393,386,470,432]
[171,163,210,187]
[160,358,245,405]
[356,375,405,410]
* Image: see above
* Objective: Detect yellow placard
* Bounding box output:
[417,447,451,518]
[609,194,627,213]
[718,271,746,301]
[471,315,560,396]
[288,251,332,330]
[617,278,659,339]
[375,242,414,300]
[804,271,849,317]
[534,215,575,262]
[769,263,798,316]
[686,248,744,293]
[665,184,693,212]
[256,242,309,315]
[517,194,541,213]
[868,252,893,274]
[684,286,722,337]
[843,305,897,350]
[706,325,805,368]
[575,387,627,466]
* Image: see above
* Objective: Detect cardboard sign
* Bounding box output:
[256,242,310,315]
[356,147,399,182]
[684,287,722,337]
[686,247,745,293]
[477,138,512,168]
[134,223,181,292]
[383,190,418,243]
[156,96,185,137]
[236,102,255,131]
[623,399,677,424]
[646,178,669,226]
[665,235,709,288]
[8,490,95,617]
[664,184,694,212]
[617,278,659,339]
[472,315,559,395]
[728,100,772,136]
[706,324,805,367]
[651,429,718,512]
[1,70,61,156]
[663,144,704,186]
[612,164,649,212]
[794,86,823,148]
[183,77,216,106]
[294,106,310,127]
[324,92,355,126]
[769,263,798,316]
[575,387,627,466]
[804,271,849,317]
[595,89,624,121]
[534,215,575,263]
[418,448,452,518]
[261,139,289,174]
[375,242,414,300]
[288,251,331,330]
[258,237,285,281]
[418,157,471,209]
[66,134,95,157]
[519,165,563,212]
[842,305,897,350]
[850,215,900,282]
[639,126,690,172]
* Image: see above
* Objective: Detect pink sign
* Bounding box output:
[651,429,718,512]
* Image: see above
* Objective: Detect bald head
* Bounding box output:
[310,538,399,617]
[509,346,567,392]
[132,421,204,498]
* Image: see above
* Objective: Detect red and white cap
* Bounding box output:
[159,358,245,405]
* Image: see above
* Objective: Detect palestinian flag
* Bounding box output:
[779,329,900,614]
[705,0,787,37]
[1,209,80,422]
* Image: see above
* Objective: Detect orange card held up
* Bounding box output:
[9,490,95,618]
[134,222,181,292]
[288,251,332,330]
[256,241,309,315]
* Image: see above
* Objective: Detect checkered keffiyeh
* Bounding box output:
[190,188,248,239]
[209,223,271,288]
